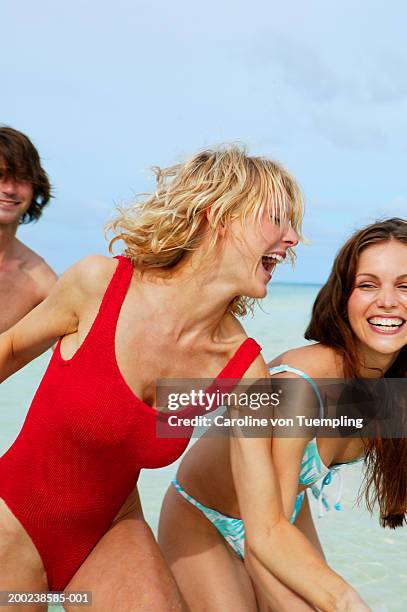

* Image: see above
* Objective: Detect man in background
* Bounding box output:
[0,126,57,332]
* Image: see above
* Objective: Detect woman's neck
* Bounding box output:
[133,256,243,344]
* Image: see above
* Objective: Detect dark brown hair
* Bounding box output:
[305,218,407,528]
[0,126,52,223]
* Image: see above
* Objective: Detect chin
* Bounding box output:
[359,341,403,365]
[246,284,268,299]
[372,344,403,356]
[0,212,19,224]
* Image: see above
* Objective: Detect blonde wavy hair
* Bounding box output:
[106,145,304,316]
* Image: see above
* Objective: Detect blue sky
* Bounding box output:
[2,0,406,282]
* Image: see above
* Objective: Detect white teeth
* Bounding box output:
[368,317,404,327]
[263,253,284,263]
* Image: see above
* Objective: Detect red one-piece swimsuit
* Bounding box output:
[0,256,262,590]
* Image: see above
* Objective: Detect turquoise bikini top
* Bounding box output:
[269,364,363,517]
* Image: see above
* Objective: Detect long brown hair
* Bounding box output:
[305,218,407,528]
[0,126,52,223]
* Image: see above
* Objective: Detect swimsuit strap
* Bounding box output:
[91,255,134,347]
[218,338,262,379]
[54,255,134,363]
[269,364,323,418]
[172,338,262,420]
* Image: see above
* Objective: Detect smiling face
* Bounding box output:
[347,240,407,369]
[0,163,34,226]
[221,204,299,299]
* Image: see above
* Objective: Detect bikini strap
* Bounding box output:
[269,364,324,418]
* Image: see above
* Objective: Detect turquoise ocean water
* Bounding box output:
[1,283,405,611]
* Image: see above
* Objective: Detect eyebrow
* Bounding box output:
[356,273,407,281]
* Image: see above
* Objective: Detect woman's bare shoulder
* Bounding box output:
[268,344,342,378]
[74,254,117,281]
[73,254,118,296]
[51,255,119,317]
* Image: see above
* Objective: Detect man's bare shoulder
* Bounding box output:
[28,258,58,298]
[268,343,342,378]
[12,240,57,297]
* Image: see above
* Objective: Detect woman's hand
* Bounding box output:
[334,589,372,612]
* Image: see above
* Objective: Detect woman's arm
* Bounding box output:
[230,433,368,611]
[230,362,369,611]
[0,255,111,383]
[244,495,321,611]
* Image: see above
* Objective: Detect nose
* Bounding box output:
[376,285,398,309]
[282,223,299,248]
[0,176,18,194]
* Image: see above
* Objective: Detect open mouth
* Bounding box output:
[261,252,285,274]
[367,316,406,333]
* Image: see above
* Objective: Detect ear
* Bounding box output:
[218,223,226,237]
[206,208,226,237]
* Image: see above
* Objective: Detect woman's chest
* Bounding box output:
[115,333,235,408]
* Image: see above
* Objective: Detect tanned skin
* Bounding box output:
[0,162,57,332]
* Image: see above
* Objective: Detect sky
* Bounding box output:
[2,0,406,282]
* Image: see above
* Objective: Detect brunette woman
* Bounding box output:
[159,218,407,611]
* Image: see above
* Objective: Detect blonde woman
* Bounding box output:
[0,147,358,611]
